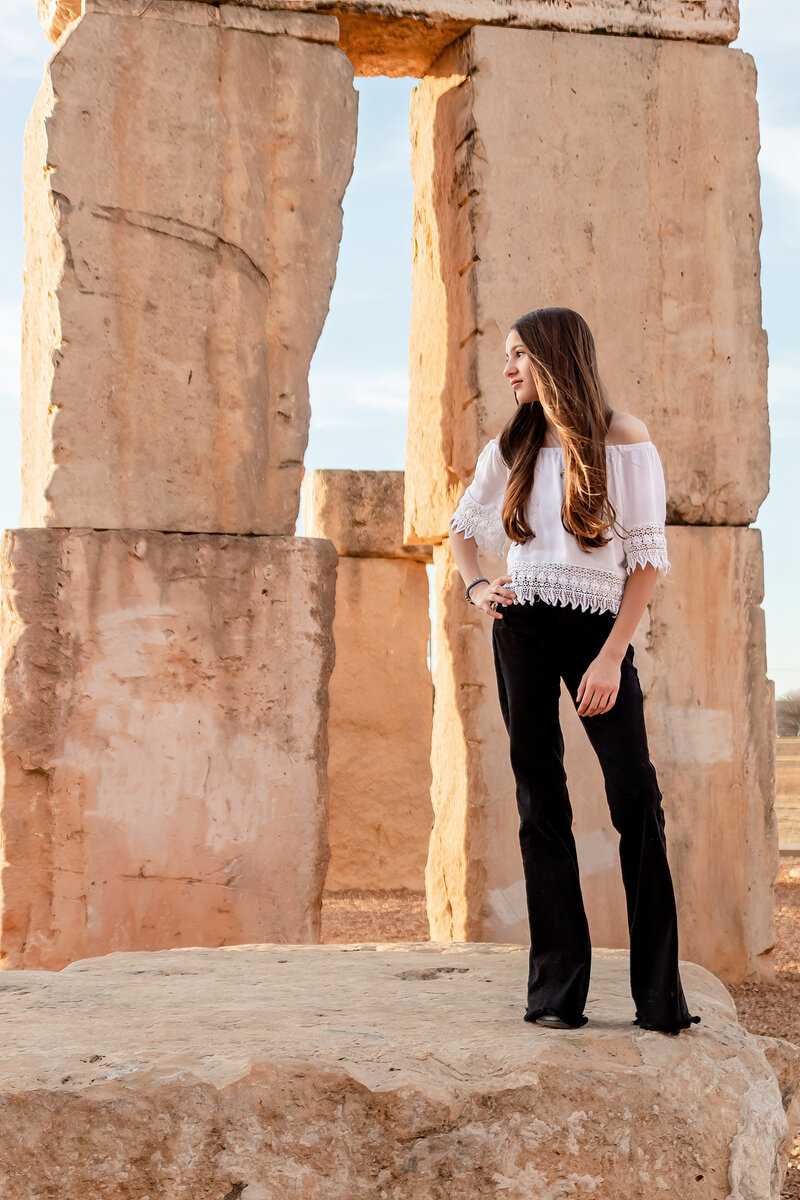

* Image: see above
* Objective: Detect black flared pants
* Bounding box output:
[491,595,701,1034]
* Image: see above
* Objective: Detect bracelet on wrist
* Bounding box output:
[465,577,490,604]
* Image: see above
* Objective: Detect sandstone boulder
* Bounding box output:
[0,941,794,1198]
[22,5,357,533]
[406,26,767,544]
[0,530,337,970]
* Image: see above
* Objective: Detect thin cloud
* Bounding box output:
[309,366,409,430]
[767,360,800,437]
[733,0,800,52]
[1,1,53,83]
[0,301,22,400]
[759,123,800,206]
[768,361,800,401]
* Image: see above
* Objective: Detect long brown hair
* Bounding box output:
[498,307,626,552]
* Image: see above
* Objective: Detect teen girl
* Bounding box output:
[448,306,701,1036]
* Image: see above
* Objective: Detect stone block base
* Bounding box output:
[0,942,795,1198]
[0,529,336,970]
[325,556,433,891]
[302,470,434,892]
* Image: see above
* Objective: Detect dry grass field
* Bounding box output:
[778,737,800,847]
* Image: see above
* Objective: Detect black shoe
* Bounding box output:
[524,1010,588,1029]
[632,1014,702,1035]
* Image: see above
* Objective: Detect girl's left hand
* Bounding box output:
[576,651,621,717]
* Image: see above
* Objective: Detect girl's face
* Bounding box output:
[503,328,537,405]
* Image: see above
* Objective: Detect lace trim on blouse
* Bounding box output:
[509,562,626,615]
[449,493,508,557]
[623,523,671,576]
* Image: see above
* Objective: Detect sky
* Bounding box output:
[1,1,798,694]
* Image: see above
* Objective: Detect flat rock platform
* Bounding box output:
[0,942,795,1199]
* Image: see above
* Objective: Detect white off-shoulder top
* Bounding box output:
[449,438,671,616]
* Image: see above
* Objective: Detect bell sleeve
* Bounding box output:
[616,442,672,576]
[448,438,509,558]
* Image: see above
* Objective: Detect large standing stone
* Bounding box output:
[303,470,433,892]
[428,527,778,984]
[427,540,509,941]
[0,942,795,1199]
[0,529,337,970]
[21,5,357,533]
[406,26,767,544]
[324,556,433,891]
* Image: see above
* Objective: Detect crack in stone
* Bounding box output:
[119,871,239,886]
[50,190,270,297]
[90,202,271,289]
[457,253,480,276]
[459,327,483,348]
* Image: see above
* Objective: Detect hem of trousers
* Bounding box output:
[632,1013,702,1035]
[524,1007,589,1029]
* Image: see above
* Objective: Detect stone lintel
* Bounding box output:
[37,0,740,68]
[219,5,339,37]
[77,0,341,40]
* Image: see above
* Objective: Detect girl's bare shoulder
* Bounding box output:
[605,411,650,446]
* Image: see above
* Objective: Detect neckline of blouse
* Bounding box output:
[537,440,655,453]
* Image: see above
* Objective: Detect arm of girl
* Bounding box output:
[577,439,671,717]
[449,527,515,619]
[448,439,514,619]
[576,564,658,716]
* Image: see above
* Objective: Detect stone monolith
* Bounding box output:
[21,5,357,533]
[303,470,433,892]
[324,556,433,891]
[406,26,767,545]
[0,529,337,970]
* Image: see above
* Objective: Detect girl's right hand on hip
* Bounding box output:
[475,574,516,618]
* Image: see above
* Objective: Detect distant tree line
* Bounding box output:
[777,689,800,737]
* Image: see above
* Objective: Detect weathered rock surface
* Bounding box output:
[427,527,778,984]
[406,26,767,545]
[426,539,511,943]
[302,468,432,560]
[0,941,793,1199]
[21,7,356,533]
[302,470,433,891]
[324,556,433,891]
[635,526,778,981]
[38,0,741,63]
[0,530,337,970]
